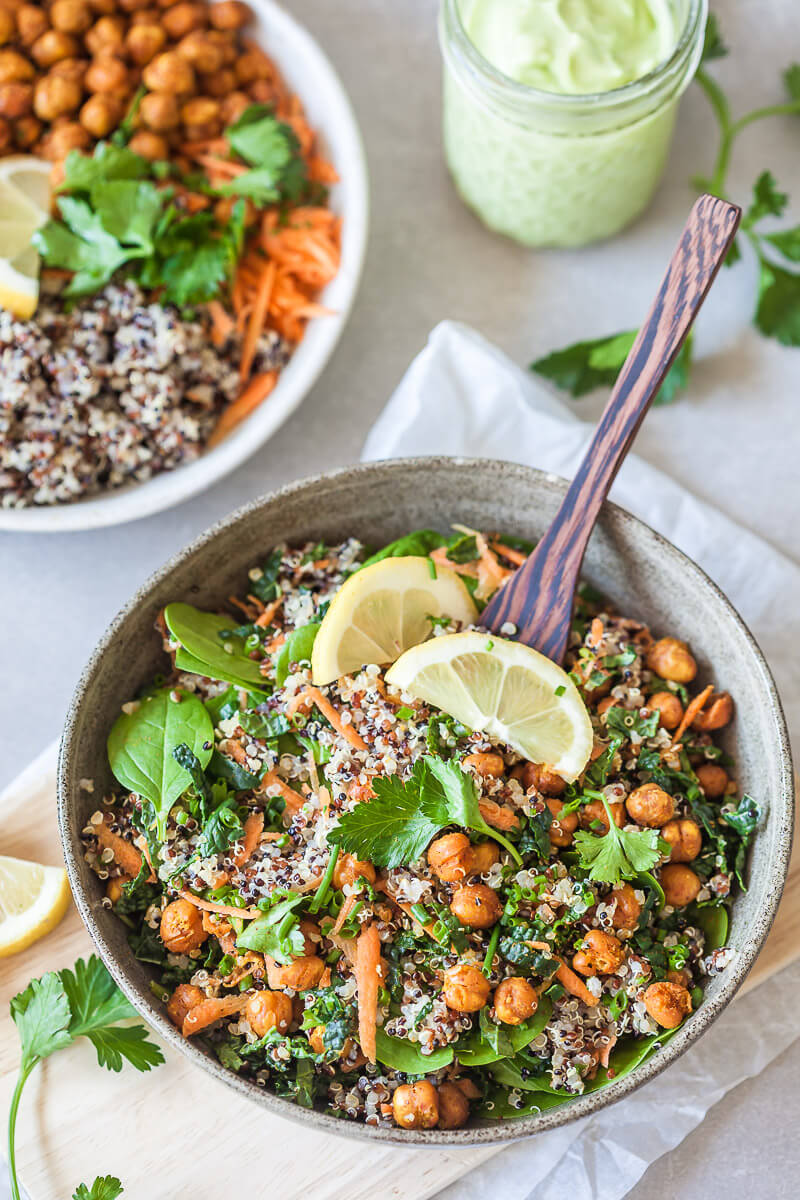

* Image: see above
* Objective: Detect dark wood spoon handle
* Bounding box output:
[482,193,741,662]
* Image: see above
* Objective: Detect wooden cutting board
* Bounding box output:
[1,746,798,1200]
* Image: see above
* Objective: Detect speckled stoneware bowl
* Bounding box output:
[58,458,794,1146]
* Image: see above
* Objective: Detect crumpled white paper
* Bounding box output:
[361,321,800,1200]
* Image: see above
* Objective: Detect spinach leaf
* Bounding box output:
[456,996,552,1066]
[274,622,320,687]
[360,529,447,570]
[688,902,728,951]
[605,707,660,740]
[723,793,762,838]
[250,548,283,603]
[204,685,243,725]
[374,1028,454,1072]
[239,710,291,740]
[107,688,213,838]
[206,749,264,791]
[164,602,267,689]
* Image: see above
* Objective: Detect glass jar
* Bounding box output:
[439,0,707,248]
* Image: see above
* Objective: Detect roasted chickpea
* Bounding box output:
[0,10,14,47]
[463,751,505,779]
[130,7,161,22]
[546,795,578,847]
[660,863,701,908]
[139,89,180,130]
[143,50,195,94]
[218,88,249,124]
[50,57,88,83]
[643,981,692,1029]
[332,852,376,890]
[609,882,642,930]
[572,929,625,976]
[666,966,691,988]
[0,80,32,116]
[244,989,292,1037]
[428,832,472,883]
[79,90,121,134]
[84,15,125,56]
[392,1081,438,1130]
[0,49,34,82]
[450,883,502,929]
[494,976,538,1025]
[210,0,250,29]
[16,5,49,47]
[696,763,729,798]
[181,94,219,127]
[176,30,223,73]
[649,690,684,731]
[34,72,82,120]
[125,23,166,65]
[14,113,41,145]
[579,798,625,834]
[436,1081,470,1129]
[206,27,237,63]
[661,817,702,863]
[200,66,235,97]
[692,692,733,732]
[234,46,270,85]
[35,32,82,70]
[442,963,491,1012]
[160,898,208,953]
[166,983,205,1027]
[88,0,118,13]
[105,874,131,904]
[522,761,567,796]
[0,112,10,150]
[162,2,206,38]
[266,954,325,992]
[596,696,618,717]
[85,54,127,92]
[646,637,697,684]
[119,0,154,10]
[39,118,88,158]
[51,0,92,34]
[470,841,500,874]
[626,782,675,828]
[298,918,320,955]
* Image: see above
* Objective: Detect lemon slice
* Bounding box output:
[0,246,41,320]
[386,631,593,780]
[0,156,52,222]
[311,556,479,685]
[0,855,71,958]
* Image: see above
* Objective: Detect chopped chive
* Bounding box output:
[427,558,437,579]
[554,684,566,696]
[410,902,432,925]
[309,844,340,913]
[482,926,500,975]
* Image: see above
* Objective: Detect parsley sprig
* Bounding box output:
[530,12,800,401]
[573,791,667,883]
[8,956,163,1200]
[330,756,522,867]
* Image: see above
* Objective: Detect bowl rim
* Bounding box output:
[0,0,369,535]
[58,456,795,1146]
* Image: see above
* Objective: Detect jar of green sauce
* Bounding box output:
[439,0,708,248]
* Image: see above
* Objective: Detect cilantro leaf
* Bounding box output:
[784,63,800,102]
[225,105,309,202]
[701,12,728,62]
[763,226,800,262]
[35,195,132,295]
[218,166,281,204]
[10,973,73,1066]
[754,257,800,345]
[531,331,692,406]
[605,707,660,740]
[742,170,788,228]
[573,794,664,882]
[73,1177,124,1200]
[63,142,150,190]
[723,793,762,838]
[423,757,522,863]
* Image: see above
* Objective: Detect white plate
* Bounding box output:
[0,0,368,533]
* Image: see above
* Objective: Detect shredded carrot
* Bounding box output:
[255,595,283,628]
[355,923,381,1064]
[179,891,263,920]
[95,820,150,881]
[331,891,359,935]
[489,540,527,566]
[478,798,520,831]
[475,532,511,600]
[599,1032,618,1069]
[429,546,479,576]
[260,769,306,813]
[286,691,314,718]
[293,687,368,752]
[556,961,599,1007]
[207,371,278,449]
[233,812,264,869]
[193,154,248,178]
[589,618,604,648]
[671,684,714,747]
[240,259,277,381]
[327,931,358,967]
[183,993,250,1037]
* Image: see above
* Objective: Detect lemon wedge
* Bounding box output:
[0,246,41,320]
[0,157,51,319]
[311,556,478,685]
[0,156,52,222]
[386,631,593,780]
[0,855,71,958]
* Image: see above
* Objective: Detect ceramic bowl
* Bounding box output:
[58,458,794,1145]
[1,0,368,534]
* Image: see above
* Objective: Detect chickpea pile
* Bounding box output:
[0,0,271,161]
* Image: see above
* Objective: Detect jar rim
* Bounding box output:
[440,0,708,117]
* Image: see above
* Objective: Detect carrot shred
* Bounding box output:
[599,1032,618,1069]
[183,992,250,1037]
[179,891,263,920]
[207,371,278,449]
[193,154,248,178]
[208,299,235,346]
[671,684,714,747]
[489,540,527,566]
[331,891,359,935]
[294,687,368,752]
[260,768,306,813]
[240,259,277,382]
[589,618,604,647]
[355,923,381,1064]
[255,595,283,628]
[95,820,150,881]
[233,811,264,869]
[556,961,599,1007]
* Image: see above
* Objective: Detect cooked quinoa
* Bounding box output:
[0,280,290,508]
[84,532,759,1130]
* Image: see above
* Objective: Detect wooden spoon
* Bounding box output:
[481,193,741,663]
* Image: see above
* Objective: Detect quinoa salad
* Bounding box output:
[84,530,761,1131]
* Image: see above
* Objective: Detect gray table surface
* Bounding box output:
[2,0,799,1195]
